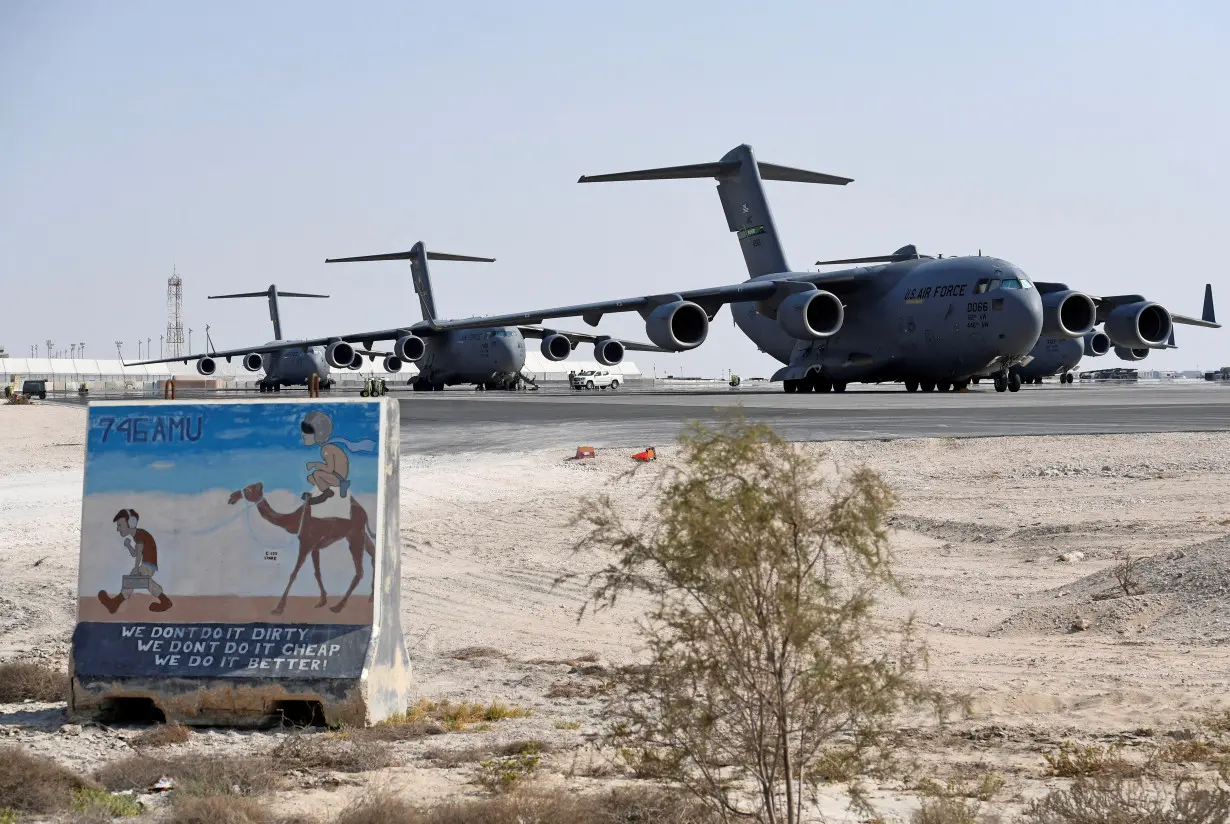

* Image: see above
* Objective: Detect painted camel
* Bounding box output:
[228,482,376,615]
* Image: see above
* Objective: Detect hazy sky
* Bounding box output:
[3,1,1227,376]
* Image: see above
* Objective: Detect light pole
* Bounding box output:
[80,342,85,357]
[115,340,123,360]
[71,344,76,359]
[147,337,152,358]
[46,339,54,359]
[188,328,193,352]
[160,335,164,358]
[138,340,143,359]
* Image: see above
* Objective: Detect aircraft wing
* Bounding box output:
[515,326,668,353]
[430,270,876,330]
[1087,284,1219,329]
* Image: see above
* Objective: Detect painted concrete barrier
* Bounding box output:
[69,398,412,727]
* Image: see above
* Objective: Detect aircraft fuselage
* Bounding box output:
[410,326,528,389]
[733,256,1043,383]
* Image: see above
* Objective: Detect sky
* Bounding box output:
[84,401,381,495]
[2,1,1228,378]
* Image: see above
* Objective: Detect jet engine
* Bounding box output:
[395,334,426,362]
[326,340,356,369]
[383,355,403,373]
[646,300,708,351]
[242,352,264,372]
[1083,331,1111,357]
[1041,290,1097,338]
[777,290,844,340]
[196,357,217,376]
[1105,301,1172,349]
[348,354,363,370]
[595,337,625,366]
[1114,345,1149,362]
[540,333,571,362]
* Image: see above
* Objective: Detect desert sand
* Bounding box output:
[3,402,1230,820]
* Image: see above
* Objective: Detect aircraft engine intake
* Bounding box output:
[540,333,571,362]
[242,352,264,372]
[1105,301,1172,349]
[383,355,403,373]
[196,357,217,376]
[1083,331,1111,357]
[1041,290,1097,338]
[348,353,363,370]
[394,334,425,362]
[645,300,708,351]
[1114,345,1149,362]
[595,337,625,366]
[777,290,844,340]
[326,340,356,369]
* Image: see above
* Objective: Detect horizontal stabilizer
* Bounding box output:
[579,159,851,186]
[327,251,494,263]
[208,290,328,299]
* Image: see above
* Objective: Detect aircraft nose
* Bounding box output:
[996,286,1044,357]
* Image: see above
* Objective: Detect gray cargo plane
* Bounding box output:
[127,243,666,389]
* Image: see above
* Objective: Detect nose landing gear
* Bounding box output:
[994,372,1022,392]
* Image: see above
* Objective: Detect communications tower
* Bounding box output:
[166,267,185,358]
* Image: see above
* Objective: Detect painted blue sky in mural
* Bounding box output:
[84,402,381,497]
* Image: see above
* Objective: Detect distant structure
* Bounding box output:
[166,267,185,358]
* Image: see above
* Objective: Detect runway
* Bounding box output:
[397,382,1230,454]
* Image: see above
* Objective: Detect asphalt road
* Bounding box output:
[396,383,1230,454]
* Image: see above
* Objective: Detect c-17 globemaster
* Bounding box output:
[414,144,1217,394]
[127,242,667,389]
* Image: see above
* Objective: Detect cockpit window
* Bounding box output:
[1019,277,1032,289]
[1001,278,1021,289]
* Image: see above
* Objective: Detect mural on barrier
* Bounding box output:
[77,401,382,635]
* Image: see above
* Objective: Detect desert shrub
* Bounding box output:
[390,699,532,732]
[446,647,506,661]
[1042,742,1144,778]
[0,809,15,824]
[172,795,273,824]
[1115,554,1143,596]
[332,786,708,824]
[0,660,68,702]
[1158,738,1225,763]
[94,754,278,797]
[554,720,583,730]
[476,744,541,792]
[71,786,141,818]
[618,746,687,779]
[271,734,392,773]
[912,796,982,824]
[0,747,94,813]
[131,722,192,748]
[1024,777,1230,824]
[567,414,941,824]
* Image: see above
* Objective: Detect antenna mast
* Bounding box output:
[166,266,185,357]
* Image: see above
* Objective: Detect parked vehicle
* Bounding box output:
[569,369,620,390]
[22,379,47,400]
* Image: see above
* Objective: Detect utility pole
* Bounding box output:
[80,342,85,357]
[160,335,164,358]
[115,340,123,360]
[70,344,76,359]
[138,340,143,359]
[46,339,53,359]
[147,337,152,358]
[188,328,193,352]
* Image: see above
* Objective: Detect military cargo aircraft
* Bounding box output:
[127,243,666,390]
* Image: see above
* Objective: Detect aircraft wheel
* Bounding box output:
[832,382,847,393]
[611,379,619,390]
[972,378,981,385]
[937,381,952,393]
[920,381,936,393]
[1008,373,1022,392]
[816,377,832,393]
[783,379,798,394]
[905,380,919,393]
[360,389,370,397]
[954,379,970,391]
[994,375,1007,392]
[1065,373,1074,384]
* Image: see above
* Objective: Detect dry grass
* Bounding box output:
[0,746,94,813]
[131,722,192,748]
[388,699,533,732]
[425,739,551,768]
[554,720,583,730]
[1023,777,1230,824]
[1158,738,1227,764]
[271,734,393,773]
[1042,742,1147,778]
[912,796,984,824]
[0,660,68,702]
[171,795,273,824]
[446,647,507,662]
[94,754,280,797]
[332,786,708,824]
[544,679,608,699]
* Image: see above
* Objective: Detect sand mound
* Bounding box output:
[993,535,1230,640]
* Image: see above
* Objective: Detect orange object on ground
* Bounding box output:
[632,446,656,462]
[573,446,596,459]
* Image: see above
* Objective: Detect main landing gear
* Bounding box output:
[906,379,969,393]
[783,374,847,393]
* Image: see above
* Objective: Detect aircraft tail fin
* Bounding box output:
[579,144,852,278]
[208,285,328,340]
[1203,283,1216,324]
[326,243,495,322]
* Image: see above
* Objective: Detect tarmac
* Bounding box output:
[396,382,1230,454]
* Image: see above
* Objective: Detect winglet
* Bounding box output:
[1203,283,1216,324]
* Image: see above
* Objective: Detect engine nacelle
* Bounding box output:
[645,300,708,351]
[1114,345,1149,362]
[1041,290,1096,338]
[595,337,625,366]
[394,334,426,362]
[1105,301,1172,348]
[326,340,356,369]
[242,352,264,373]
[196,357,217,376]
[540,333,571,362]
[383,355,403,373]
[777,289,844,340]
[1083,331,1111,357]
